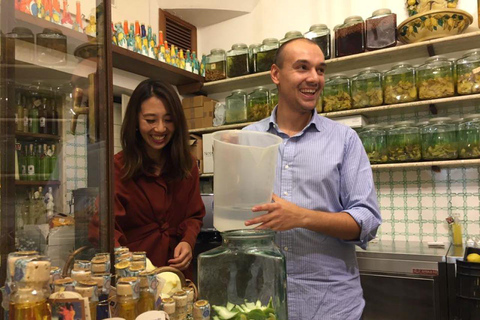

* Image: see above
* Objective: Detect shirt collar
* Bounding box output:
[268,105,323,134]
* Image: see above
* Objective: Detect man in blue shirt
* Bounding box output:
[244,38,382,319]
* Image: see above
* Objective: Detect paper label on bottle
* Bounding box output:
[40,117,46,127]
[28,118,33,127]
[28,165,35,175]
[23,116,29,127]
[15,113,18,124]
[21,165,26,175]
[211,64,216,70]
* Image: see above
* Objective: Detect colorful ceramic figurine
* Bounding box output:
[115,22,127,48]
[43,0,52,21]
[72,1,83,31]
[185,50,192,72]
[134,21,141,53]
[112,22,117,45]
[61,0,73,25]
[84,9,96,37]
[17,0,31,14]
[141,24,148,56]
[165,41,171,65]
[192,51,199,74]
[127,23,135,51]
[200,55,206,77]
[51,0,61,24]
[36,0,45,18]
[158,44,166,62]
[151,34,158,59]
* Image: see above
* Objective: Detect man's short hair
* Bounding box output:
[273,37,321,68]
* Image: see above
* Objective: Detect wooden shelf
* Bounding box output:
[201,31,480,95]
[16,132,61,140]
[112,46,204,93]
[371,159,480,170]
[16,180,60,186]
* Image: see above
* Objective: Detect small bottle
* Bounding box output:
[193,300,211,320]
[39,98,49,134]
[182,286,195,318]
[116,277,140,320]
[16,93,24,132]
[29,98,40,133]
[49,144,59,180]
[173,290,188,320]
[22,97,29,133]
[161,297,176,319]
[26,143,36,181]
[91,273,111,320]
[40,143,50,180]
[137,270,156,314]
[75,280,99,320]
[50,99,59,135]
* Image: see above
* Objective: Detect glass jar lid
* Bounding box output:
[372,8,392,17]
[393,120,416,127]
[462,114,480,122]
[249,43,261,49]
[282,30,303,41]
[262,38,279,45]
[231,43,248,50]
[424,55,450,65]
[231,89,247,95]
[6,27,34,38]
[457,48,480,64]
[210,48,225,55]
[309,24,328,32]
[344,16,364,25]
[362,124,385,131]
[353,68,381,79]
[38,28,65,38]
[326,74,349,82]
[428,117,452,124]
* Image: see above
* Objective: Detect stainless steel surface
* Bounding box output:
[446,243,465,263]
[200,194,215,231]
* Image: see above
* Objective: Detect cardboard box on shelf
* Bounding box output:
[187,118,203,130]
[182,97,194,109]
[202,133,214,173]
[193,95,212,107]
[184,106,204,119]
[189,134,203,161]
[203,116,214,128]
[203,100,216,114]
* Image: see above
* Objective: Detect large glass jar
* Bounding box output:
[351,68,383,108]
[6,27,35,62]
[322,75,351,112]
[225,90,248,124]
[205,48,226,82]
[249,43,261,74]
[387,121,422,162]
[416,55,455,100]
[270,88,278,113]
[247,87,270,121]
[334,16,365,57]
[422,117,458,160]
[256,38,279,73]
[280,30,303,44]
[36,28,67,65]
[365,9,397,51]
[227,43,249,78]
[198,230,287,320]
[458,114,480,159]
[455,48,480,95]
[304,24,331,59]
[358,124,388,164]
[383,63,417,104]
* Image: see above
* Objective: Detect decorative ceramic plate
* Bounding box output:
[398,8,473,44]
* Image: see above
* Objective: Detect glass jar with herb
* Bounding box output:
[358,124,388,163]
[387,121,422,162]
[458,114,480,158]
[270,88,278,113]
[304,24,331,59]
[249,43,261,74]
[227,43,249,78]
[36,28,67,65]
[365,9,397,51]
[351,68,383,108]
[383,62,417,104]
[256,38,279,73]
[247,87,270,121]
[334,16,365,57]
[280,30,303,44]
[455,48,480,95]
[6,27,35,62]
[205,48,226,82]
[416,55,455,100]
[225,90,248,124]
[322,74,352,112]
[422,117,458,160]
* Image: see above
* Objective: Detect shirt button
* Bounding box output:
[284,246,288,251]
[284,164,289,169]
[283,191,288,196]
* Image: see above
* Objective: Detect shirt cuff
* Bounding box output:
[342,209,379,249]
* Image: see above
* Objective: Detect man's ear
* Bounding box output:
[271,64,280,85]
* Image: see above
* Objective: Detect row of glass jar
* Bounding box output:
[224,87,278,124]
[322,51,480,113]
[358,116,480,164]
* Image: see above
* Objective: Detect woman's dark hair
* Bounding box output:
[121,79,192,181]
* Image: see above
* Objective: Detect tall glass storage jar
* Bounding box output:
[365,9,397,50]
[416,55,455,100]
[458,114,480,158]
[249,43,261,74]
[387,121,422,162]
[227,43,249,78]
[358,124,388,164]
[455,48,480,95]
[322,75,351,112]
[280,30,303,44]
[6,27,35,62]
[225,90,248,124]
[247,87,270,121]
[256,38,279,73]
[351,68,383,108]
[36,28,67,65]
[304,24,331,59]
[422,117,458,160]
[205,48,226,82]
[383,63,417,104]
[334,16,365,57]
[198,230,287,320]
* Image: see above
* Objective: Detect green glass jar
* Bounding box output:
[455,48,480,95]
[383,63,417,104]
[256,38,279,72]
[227,43,249,78]
[304,24,331,59]
[387,121,422,162]
[247,87,270,121]
[198,230,287,320]
[225,90,247,124]
[416,55,455,100]
[270,88,278,113]
[422,117,458,160]
[358,124,388,164]
[249,43,261,74]
[351,68,383,108]
[205,48,226,82]
[280,30,303,44]
[458,114,480,158]
[322,74,351,112]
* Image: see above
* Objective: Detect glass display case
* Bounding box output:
[0,0,113,309]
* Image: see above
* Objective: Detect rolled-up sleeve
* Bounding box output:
[340,131,382,249]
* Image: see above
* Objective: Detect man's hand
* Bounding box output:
[245,194,306,231]
[168,241,192,270]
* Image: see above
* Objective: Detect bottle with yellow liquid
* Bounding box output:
[75,280,98,320]
[137,270,156,314]
[9,256,51,320]
[447,214,463,246]
[116,277,140,320]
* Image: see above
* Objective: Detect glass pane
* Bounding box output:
[0,0,111,282]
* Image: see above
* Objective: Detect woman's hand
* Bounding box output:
[168,241,193,270]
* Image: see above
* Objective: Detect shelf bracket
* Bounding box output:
[429,104,438,115]
[427,44,436,57]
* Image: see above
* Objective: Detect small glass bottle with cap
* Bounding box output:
[365,9,397,50]
[304,24,331,59]
[173,290,188,320]
[182,286,195,318]
[455,48,480,95]
[422,117,458,160]
[137,270,156,314]
[416,55,455,100]
[227,43,249,78]
[383,63,417,104]
[193,300,211,320]
[256,38,279,73]
[322,74,352,112]
[225,90,248,124]
[458,114,480,158]
[161,297,176,319]
[387,121,422,162]
[335,16,365,57]
[205,48,226,82]
[247,87,270,121]
[351,68,383,108]
[75,280,99,320]
[280,30,303,44]
[116,277,140,320]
